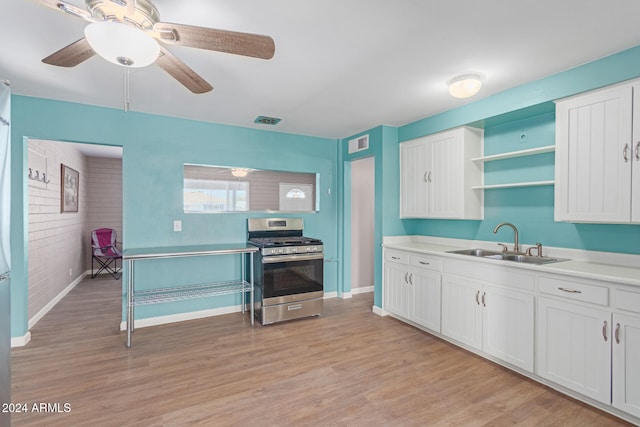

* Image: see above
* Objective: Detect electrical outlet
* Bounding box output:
[173,220,182,232]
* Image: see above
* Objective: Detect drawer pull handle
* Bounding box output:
[603,320,608,342]
[615,323,621,344]
[419,261,430,265]
[391,256,400,260]
[558,287,582,294]
[288,304,303,311]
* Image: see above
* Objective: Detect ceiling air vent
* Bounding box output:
[254,116,281,125]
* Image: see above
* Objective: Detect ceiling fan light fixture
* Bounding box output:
[84,21,159,68]
[231,168,249,178]
[448,74,483,99]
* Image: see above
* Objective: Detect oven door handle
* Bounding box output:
[262,253,324,264]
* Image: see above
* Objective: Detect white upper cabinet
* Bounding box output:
[555,82,640,223]
[400,126,483,219]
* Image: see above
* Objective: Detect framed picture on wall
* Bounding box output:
[61,164,79,213]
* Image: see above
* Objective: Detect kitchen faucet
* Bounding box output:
[493,222,520,253]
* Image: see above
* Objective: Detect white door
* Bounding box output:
[537,297,611,404]
[383,263,409,318]
[410,268,441,332]
[429,131,463,218]
[555,84,633,222]
[612,313,640,418]
[350,157,375,291]
[400,138,429,217]
[632,84,640,223]
[441,275,482,350]
[482,284,534,372]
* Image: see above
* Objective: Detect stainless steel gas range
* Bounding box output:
[248,218,324,325]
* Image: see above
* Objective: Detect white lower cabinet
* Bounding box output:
[441,275,534,372]
[441,275,482,349]
[482,283,534,371]
[382,245,640,423]
[409,268,441,332]
[612,313,640,418]
[383,250,441,332]
[536,297,612,404]
[538,276,640,421]
[383,261,411,317]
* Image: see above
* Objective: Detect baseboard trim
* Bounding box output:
[11,332,31,348]
[120,291,340,330]
[120,305,243,331]
[372,305,386,316]
[338,292,353,299]
[351,286,374,295]
[28,271,89,330]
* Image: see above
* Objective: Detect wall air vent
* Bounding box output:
[348,134,369,154]
[254,116,282,125]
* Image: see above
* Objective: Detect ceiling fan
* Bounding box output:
[34,0,276,94]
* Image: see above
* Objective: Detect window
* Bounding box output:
[279,183,313,211]
[184,179,249,213]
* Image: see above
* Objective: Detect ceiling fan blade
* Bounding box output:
[153,22,275,60]
[31,0,94,21]
[156,47,213,94]
[42,38,95,67]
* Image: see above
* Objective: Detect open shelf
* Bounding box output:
[473,180,555,190]
[472,145,555,162]
[133,280,251,306]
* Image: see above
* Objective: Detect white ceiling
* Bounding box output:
[2,0,640,140]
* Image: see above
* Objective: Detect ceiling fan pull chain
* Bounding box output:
[124,67,130,112]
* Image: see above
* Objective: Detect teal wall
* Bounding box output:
[341,45,640,310]
[10,96,338,337]
[11,44,640,336]
[341,126,412,308]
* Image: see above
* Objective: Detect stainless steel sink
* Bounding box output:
[447,248,503,257]
[447,248,569,265]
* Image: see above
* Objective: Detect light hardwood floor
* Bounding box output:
[11,276,630,427]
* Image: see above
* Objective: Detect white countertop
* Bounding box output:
[383,236,640,288]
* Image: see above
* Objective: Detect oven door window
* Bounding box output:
[263,258,323,298]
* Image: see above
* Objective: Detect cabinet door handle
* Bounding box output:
[635,141,640,160]
[428,171,432,183]
[603,320,608,342]
[408,273,413,285]
[615,323,621,344]
[475,290,480,305]
[482,292,486,307]
[558,287,582,294]
[404,272,408,284]
[423,171,428,183]
[624,144,630,162]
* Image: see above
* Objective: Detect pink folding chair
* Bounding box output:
[91,228,122,279]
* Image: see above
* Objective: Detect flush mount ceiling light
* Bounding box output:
[448,74,483,99]
[84,21,160,67]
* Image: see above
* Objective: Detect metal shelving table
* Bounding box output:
[123,243,258,348]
